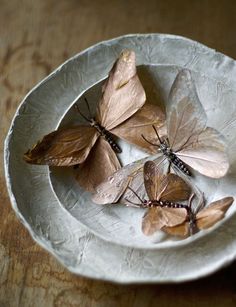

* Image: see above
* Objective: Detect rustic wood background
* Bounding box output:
[1,0,236,306]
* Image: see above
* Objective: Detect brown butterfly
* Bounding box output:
[127,161,193,236]
[24,50,166,191]
[163,196,234,237]
[93,69,229,204]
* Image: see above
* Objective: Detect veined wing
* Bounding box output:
[24,126,99,166]
[76,137,121,192]
[167,69,206,152]
[111,103,166,154]
[163,196,234,237]
[92,155,163,205]
[142,207,188,236]
[95,50,146,131]
[177,128,229,178]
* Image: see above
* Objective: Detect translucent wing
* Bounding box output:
[196,196,233,229]
[111,103,166,154]
[92,156,150,205]
[167,69,229,178]
[176,128,229,178]
[142,207,188,236]
[92,155,163,205]
[76,137,121,192]
[95,50,146,131]
[167,69,206,152]
[24,126,99,166]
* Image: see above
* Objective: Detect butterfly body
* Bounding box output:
[138,199,190,211]
[90,119,122,153]
[158,137,191,176]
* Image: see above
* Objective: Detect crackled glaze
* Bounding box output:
[4,34,236,283]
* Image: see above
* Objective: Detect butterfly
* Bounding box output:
[125,160,193,236]
[93,69,229,204]
[24,50,166,191]
[141,69,229,178]
[163,196,234,237]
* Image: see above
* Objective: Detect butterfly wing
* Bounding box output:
[167,69,229,178]
[111,103,166,154]
[162,196,234,237]
[92,156,149,205]
[167,69,207,152]
[196,196,234,229]
[176,128,229,178]
[143,160,167,200]
[160,173,192,202]
[24,126,99,166]
[142,207,188,236]
[162,222,190,237]
[76,137,121,192]
[92,155,165,205]
[95,50,146,131]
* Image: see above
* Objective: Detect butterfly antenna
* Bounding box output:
[152,125,162,144]
[124,198,141,208]
[84,97,92,118]
[74,103,91,122]
[127,186,144,204]
[141,134,159,147]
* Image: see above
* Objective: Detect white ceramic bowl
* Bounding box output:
[5,34,236,283]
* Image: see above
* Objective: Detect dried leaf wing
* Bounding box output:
[24,126,99,166]
[143,161,166,200]
[196,196,234,229]
[111,103,166,154]
[160,173,192,202]
[162,222,190,237]
[167,69,206,152]
[92,156,159,205]
[177,127,229,178]
[76,137,121,192]
[96,50,146,131]
[142,207,187,236]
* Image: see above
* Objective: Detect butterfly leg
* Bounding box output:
[187,193,198,236]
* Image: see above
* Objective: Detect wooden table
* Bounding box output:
[1,1,236,306]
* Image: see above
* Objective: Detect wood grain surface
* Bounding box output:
[1,0,236,306]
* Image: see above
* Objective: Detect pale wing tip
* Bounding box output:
[91,194,110,205]
[120,49,135,62]
[177,68,192,80]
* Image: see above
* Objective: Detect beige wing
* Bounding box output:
[167,69,207,152]
[24,126,99,166]
[76,137,121,192]
[162,222,190,238]
[111,103,166,154]
[92,156,151,205]
[92,154,164,205]
[143,160,167,201]
[177,128,229,178]
[196,196,234,229]
[168,70,229,178]
[163,196,234,237]
[143,161,191,202]
[142,207,188,236]
[95,50,146,131]
[160,173,192,202]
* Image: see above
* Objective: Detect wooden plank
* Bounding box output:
[1,0,236,306]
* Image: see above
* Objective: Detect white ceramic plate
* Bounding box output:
[5,34,236,283]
